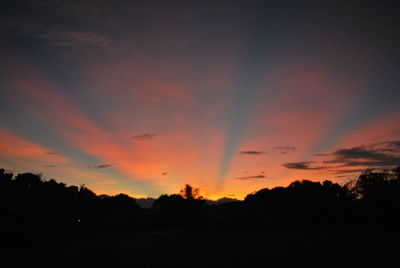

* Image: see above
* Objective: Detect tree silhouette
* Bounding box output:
[1,165,400,231]
[179,184,203,200]
[152,184,206,227]
[344,166,400,225]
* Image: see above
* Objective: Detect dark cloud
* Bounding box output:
[327,141,400,167]
[235,175,266,180]
[283,140,400,172]
[372,140,400,153]
[88,164,112,169]
[1,0,134,55]
[240,151,265,155]
[131,133,157,141]
[45,164,56,167]
[161,172,168,176]
[274,146,297,154]
[334,147,388,161]
[282,161,325,170]
[330,169,366,175]
[389,141,400,147]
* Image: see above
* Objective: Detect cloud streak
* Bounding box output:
[282,161,325,170]
[131,133,158,141]
[235,175,267,180]
[88,164,113,169]
[240,151,265,155]
[329,169,366,175]
[274,146,297,154]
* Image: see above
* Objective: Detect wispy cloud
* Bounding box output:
[240,151,265,155]
[329,169,366,175]
[2,0,114,49]
[282,161,325,170]
[88,164,113,169]
[131,133,157,141]
[274,146,297,154]
[235,175,267,180]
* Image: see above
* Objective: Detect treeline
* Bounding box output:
[1,166,400,231]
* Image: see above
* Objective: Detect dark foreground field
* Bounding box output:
[3,168,400,267]
[3,228,400,267]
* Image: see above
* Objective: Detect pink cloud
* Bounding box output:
[337,112,400,148]
[0,128,69,169]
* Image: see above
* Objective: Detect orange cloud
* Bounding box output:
[0,128,69,166]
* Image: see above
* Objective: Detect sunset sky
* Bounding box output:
[1,0,399,200]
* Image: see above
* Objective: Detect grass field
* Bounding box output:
[3,228,399,267]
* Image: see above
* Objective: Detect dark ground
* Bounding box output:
[3,228,400,267]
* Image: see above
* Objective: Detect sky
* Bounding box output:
[1,0,399,200]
